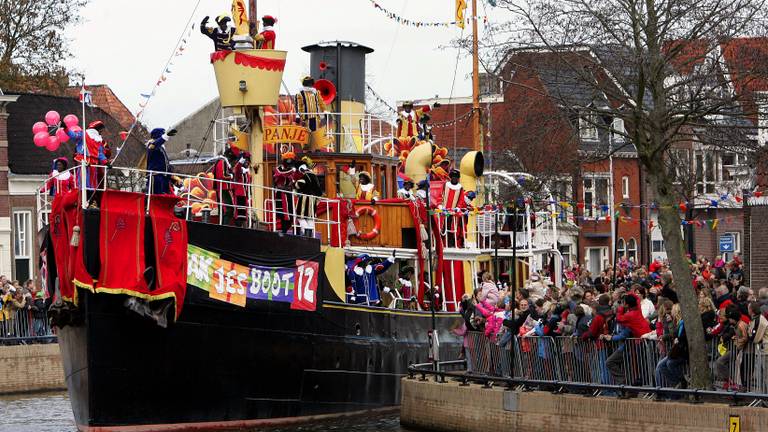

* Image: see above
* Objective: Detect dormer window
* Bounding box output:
[579,111,598,140]
[612,118,625,142]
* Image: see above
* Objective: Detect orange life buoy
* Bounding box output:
[355,206,381,241]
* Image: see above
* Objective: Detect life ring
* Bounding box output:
[355,206,381,241]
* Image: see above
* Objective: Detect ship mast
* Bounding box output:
[471,0,481,153]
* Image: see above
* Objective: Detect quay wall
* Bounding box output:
[0,344,65,394]
[401,378,768,432]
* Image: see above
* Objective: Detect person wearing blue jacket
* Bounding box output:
[346,252,395,305]
[146,128,177,195]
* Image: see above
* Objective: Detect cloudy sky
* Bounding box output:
[67,0,497,127]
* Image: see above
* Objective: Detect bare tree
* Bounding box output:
[483,0,768,388]
[0,0,88,92]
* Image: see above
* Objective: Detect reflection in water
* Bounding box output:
[0,393,419,432]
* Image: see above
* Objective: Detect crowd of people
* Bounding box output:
[457,254,768,392]
[0,276,52,342]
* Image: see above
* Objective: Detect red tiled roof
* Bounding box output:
[65,85,135,130]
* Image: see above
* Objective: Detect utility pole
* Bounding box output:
[471,0,481,153]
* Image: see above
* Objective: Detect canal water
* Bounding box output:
[0,393,416,432]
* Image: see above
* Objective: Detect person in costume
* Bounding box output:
[397,176,416,200]
[213,147,237,224]
[394,266,415,302]
[146,128,178,195]
[66,120,108,190]
[272,151,303,234]
[294,76,328,134]
[45,158,76,197]
[294,156,323,237]
[345,252,395,305]
[232,151,251,226]
[418,113,434,141]
[252,15,277,49]
[200,15,235,51]
[353,170,379,203]
[396,101,440,140]
[441,169,469,247]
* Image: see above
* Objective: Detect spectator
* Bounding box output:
[699,297,718,340]
[655,304,688,389]
[715,306,749,390]
[479,272,500,305]
[757,287,768,316]
[603,294,650,385]
[30,291,47,337]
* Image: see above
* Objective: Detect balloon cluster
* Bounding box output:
[32,111,81,152]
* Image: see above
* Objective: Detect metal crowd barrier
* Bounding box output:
[0,308,56,344]
[464,332,768,393]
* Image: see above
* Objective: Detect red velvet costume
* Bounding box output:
[440,180,467,247]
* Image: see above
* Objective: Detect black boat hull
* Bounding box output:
[59,288,461,431]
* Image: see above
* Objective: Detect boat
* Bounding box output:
[36,1,559,431]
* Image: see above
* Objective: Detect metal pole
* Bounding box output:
[335,42,342,146]
[80,85,88,209]
[611,213,619,289]
[426,145,438,377]
[511,204,518,379]
[494,210,499,282]
[471,0,481,153]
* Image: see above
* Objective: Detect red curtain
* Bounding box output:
[441,260,465,312]
[149,195,188,318]
[49,193,74,301]
[98,191,147,293]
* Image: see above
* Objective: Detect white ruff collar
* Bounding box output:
[360,183,374,192]
[446,181,462,191]
[55,171,71,181]
[302,86,317,93]
[86,128,103,142]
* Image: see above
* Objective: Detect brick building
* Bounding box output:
[0,91,143,283]
[414,50,646,274]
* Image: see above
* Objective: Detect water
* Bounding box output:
[0,393,417,432]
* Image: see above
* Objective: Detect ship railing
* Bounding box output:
[0,307,56,344]
[434,211,534,252]
[213,112,396,155]
[36,165,343,244]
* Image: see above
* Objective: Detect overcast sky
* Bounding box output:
[67,0,497,128]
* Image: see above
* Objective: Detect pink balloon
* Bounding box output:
[55,128,70,143]
[69,125,83,135]
[63,114,79,128]
[33,131,49,147]
[45,136,60,151]
[45,111,61,126]
[32,121,48,135]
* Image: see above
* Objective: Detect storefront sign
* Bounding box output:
[264,125,310,145]
[187,245,318,311]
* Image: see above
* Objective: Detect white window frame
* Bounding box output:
[621,176,630,199]
[13,211,33,281]
[583,174,610,219]
[652,239,665,253]
[722,232,741,261]
[612,118,625,142]
[579,112,598,141]
[695,150,718,194]
[617,238,626,259]
[627,238,638,262]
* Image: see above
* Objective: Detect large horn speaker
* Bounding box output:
[313,79,337,105]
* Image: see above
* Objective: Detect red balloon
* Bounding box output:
[33,131,49,147]
[63,114,79,128]
[45,111,61,126]
[32,121,48,135]
[45,136,60,151]
[55,128,70,143]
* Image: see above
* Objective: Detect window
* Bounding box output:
[621,176,629,199]
[652,240,665,253]
[611,118,625,142]
[627,238,638,262]
[720,152,745,183]
[13,211,32,282]
[617,238,626,259]
[695,151,716,194]
[550,178,573,221]
[579,112,598,140]
[583,176,609,219]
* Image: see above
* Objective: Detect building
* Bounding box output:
[0,91,143,283]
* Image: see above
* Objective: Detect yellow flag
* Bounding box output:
[231,0,250,36]
[456,0,467,29]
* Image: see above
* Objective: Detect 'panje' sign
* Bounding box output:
[264,125,310,145]
[187,244,318,311]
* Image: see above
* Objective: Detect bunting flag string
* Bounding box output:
[427,204,738,230]
[367,0,487,28]
[431,110,473,129]
[111,0,201,166]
